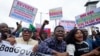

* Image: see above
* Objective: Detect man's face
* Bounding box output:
[41,32,47,39]
[0,24,9,33]
[54,27,65,41]
[92,31,96,36]
[22,29,32,41]
[83,29,88,37]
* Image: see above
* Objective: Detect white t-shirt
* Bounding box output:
[67,44,75,56]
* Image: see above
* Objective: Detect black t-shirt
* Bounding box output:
[74,42,90,56]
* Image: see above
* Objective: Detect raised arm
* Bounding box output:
[39,20,49,40]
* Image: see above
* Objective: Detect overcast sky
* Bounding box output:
[0,0,100,31]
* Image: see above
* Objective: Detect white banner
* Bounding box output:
[0,41,52,56]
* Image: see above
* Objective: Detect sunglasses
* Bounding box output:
[22,28,32,33]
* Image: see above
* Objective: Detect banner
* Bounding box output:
[49,7,62,20]
[0,41,52,56]
[9,0,38,23]
[59,20,76,31]
[75,7,100,28]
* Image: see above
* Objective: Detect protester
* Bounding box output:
[16,28,38,45]
[39,20,49,41]
[12,21,22,37]
[66,29,100,56]
[0,23,11,40]
[90,30,97,41]
[14,28,39,54]
[0,23,16,45]
[89,30,100,48]
[82,29,94,51]
[0,22,22,38]
[31,30,38,40]
[38,25,68,56]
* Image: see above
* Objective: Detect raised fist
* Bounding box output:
[43,20,49,25]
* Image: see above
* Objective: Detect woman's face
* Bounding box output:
[74,30,83,42]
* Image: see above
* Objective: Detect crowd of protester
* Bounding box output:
[0,20,100,56]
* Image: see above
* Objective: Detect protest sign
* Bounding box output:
[59,20,76,31]
[49,7,62,20]
[75,7,100,28]
[9,0,38,23]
